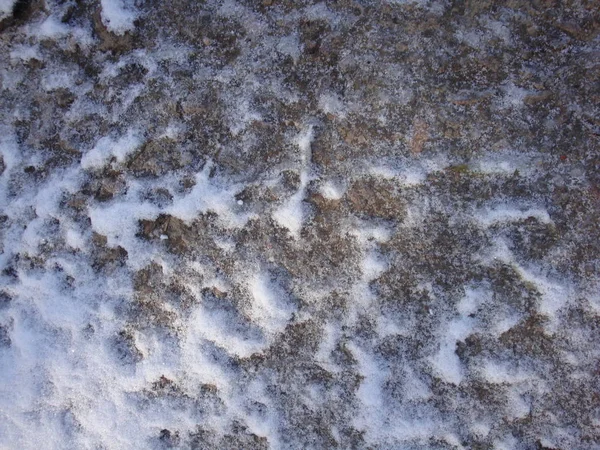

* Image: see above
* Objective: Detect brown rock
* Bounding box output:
[92,6,136,54]
[410,118,429,154]
[127,138,186,177]
[346,177,405,220]
[339,126,368,146]
[524,91,552,105]
[91,233,128,272]
[138,214,191,253]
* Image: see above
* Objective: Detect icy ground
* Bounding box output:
[1,0,599,449]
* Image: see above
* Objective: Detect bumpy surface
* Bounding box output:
[1,1,599,449]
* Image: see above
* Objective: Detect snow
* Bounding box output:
[248,272,295,335]
[476,204,553,227]
[276,34,302,63]
[166,161,248,228]
[429,315,474,384]
[100,0,138,35]
[272,190,306,237]
[37,15,70,39]
[0,1,596,448]
[81,131,142,169]
[9,45,40,62]
[318,93,347,118]
[0,0,14,20]
[188,304,265,358]
[273,126,314,238]
[319,180,344,200]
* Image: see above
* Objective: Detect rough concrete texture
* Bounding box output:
[0,0,599,449]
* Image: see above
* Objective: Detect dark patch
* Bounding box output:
[113,329,143,364]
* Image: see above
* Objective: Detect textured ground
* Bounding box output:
[1,0,600,449]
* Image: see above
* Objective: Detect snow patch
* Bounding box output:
[272,189,306,237]
[319,180,345,200]
[273,126,314,237]
[248,273,295,335]
[81,131,142,169]
[187,305,265,358]
[37,16,70,39]
[318,93,346,118]
[9,45,40,62]
[100,0,138,35]
[276,34,302,63]
[0,0,15,20]
[167,161,247,228]
[476,204,552,227]
[429,288,485,384]
[429,318,471,385]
